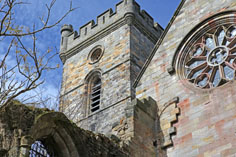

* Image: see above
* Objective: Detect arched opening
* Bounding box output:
[29,139,58,157]
[29,112,81,157]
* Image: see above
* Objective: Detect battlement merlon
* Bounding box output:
[59,0,164,64]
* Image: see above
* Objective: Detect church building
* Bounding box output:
[1,0,236,156]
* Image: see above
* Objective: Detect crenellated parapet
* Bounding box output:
[59,0,163,64]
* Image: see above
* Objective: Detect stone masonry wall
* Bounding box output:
[61,23,158,137]
[31,112,128,157]
[0,101,48,157]
[78,98,132,135]
[0,102,128,157]
[136,0,236,156]
[60,0,162,138]
[112,97,158,157]
[60,25,133,134]
[61,25,130,121]
[130,25,155,87]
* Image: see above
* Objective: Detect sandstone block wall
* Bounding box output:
[130,25,155,85]
[112,97,158,157]
[136,0,236,156]
[60,25,133,135]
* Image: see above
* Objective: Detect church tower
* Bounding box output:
[59,0,163,136]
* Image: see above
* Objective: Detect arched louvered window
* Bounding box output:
[88,73,101,113]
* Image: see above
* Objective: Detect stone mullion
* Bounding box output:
[213,30,219,47]
[218,64,226,80]
[209,66,217,86]
[228,37,236,48]
[19,136,33,157]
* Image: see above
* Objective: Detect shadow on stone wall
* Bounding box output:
[156,97,180,157]
[156,114,167,157]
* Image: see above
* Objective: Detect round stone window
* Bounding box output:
[88,45,104,64]
[176,12,236,90]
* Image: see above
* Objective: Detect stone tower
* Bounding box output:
[59,0,163,137]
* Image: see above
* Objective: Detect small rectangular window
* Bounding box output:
[103,16,105,24]
[85,27,87,35]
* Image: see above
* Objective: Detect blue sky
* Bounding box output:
[2,0,181,107]
[63,0,181,29]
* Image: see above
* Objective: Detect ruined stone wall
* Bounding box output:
[0,101,47,157]
[0,102,128,157]
[31,112,128,157]
[136,0,236,156]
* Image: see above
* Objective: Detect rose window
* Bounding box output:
[176,12,236,89]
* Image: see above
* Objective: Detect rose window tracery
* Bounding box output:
[176,13,236,90]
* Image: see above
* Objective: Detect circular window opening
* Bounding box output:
[88,46,104,64]
[176,12,236,90]
[91,48,102,62]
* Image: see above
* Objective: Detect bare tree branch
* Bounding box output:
[0,0,77,37]
[0,38,13,68]
[0,0,76,107]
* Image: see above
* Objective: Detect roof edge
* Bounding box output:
[133,0,186,88]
